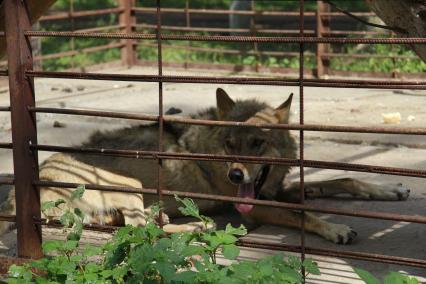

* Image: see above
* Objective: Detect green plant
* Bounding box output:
[6,188,319,283]
[355,268,420,284]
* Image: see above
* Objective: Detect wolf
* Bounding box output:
[0,88,410,244]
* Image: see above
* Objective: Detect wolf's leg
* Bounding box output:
[163,222,216,234]
[246,206,357,244]
[283,178,410,201]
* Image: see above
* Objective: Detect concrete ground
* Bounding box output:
[0,66,425,282]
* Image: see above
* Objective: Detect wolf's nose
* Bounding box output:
[228,168,244,184]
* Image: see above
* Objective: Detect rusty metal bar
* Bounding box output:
[31,143,426,178]
[0,215,16,222]
[24,31,426,44]
[0,106,10,112]
[119,0,136,67]
[4,0,42,258]
[35,42,124,61]
[25,70,426,89]
[156,0,165,227]
[33,180,426,224]
[0,143,13,149]
[0,176,14,185]
[137,42,314,57]
[316,1,330,78]
[237,240,426,268]
[29,106,426,135]
[39,7,124,21]
[133,7,376,18]
[132,7,317,17]
[298,0,306,275]
[322,52,418,60]
[134,24,385,36]
[0,70,8,76]
[134,24,316,35]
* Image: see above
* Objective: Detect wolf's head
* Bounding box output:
[215,88,294,214]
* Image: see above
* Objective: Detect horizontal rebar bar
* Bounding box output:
[39,7,124,21]
[25,71,426,90]
[31,143,426,178]
[237,240,426,268]
[0,215,16,222]
[0,107,10,112]
[0,176,14,186]
[34,180,426,224]
[0,143,12,149]
[0,70,8,76]
[24,31,426,44]
[29,106,426,135]
[132,7,375,18]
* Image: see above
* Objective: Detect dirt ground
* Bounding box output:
[0,66,425,283]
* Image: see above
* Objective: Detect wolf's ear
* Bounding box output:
[275,93,293,123]
[216,88,235,120]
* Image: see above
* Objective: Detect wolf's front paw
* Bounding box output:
[367,183,410,201]
[322,223,357,245]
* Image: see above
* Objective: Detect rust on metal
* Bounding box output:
[31,143,426,178]
[4,0,42,258]
[33,180,426,224]
[29,103,426,136]
[39,7,124,21]
[25,70,426,90]
[298,0,306,272]
[237,240,426,268]
[24,31,426,44]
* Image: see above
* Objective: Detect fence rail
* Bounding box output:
[25,1,425,78]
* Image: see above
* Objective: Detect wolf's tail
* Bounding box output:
[0,180,16,235]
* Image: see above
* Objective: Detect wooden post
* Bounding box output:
[4,0,42,258]
[119,0,136,67]
[316,1,330,78]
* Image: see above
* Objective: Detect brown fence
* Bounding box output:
[28,0,425,79]
[0,0,426,280]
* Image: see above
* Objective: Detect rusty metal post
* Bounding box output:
[4,0,42,258]
[119,0,136,67]
[184,0,190,69]
[250,0,260,72]
[316,1,330,78]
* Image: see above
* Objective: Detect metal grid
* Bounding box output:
[0,0,425,276]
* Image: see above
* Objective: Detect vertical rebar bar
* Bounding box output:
[4,0,42,258]
[299,0,306,280]
[184,0,190,69]
[156,0,164,227]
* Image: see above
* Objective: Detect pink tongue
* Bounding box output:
[235,183,255,214]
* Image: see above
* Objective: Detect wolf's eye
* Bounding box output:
[251,138,265,148]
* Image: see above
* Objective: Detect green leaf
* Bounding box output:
[225,224,247,236]
[42,240,63,253]
[63,240,79,251]
[222,244,240,260]
[355,268,380,284]
[303,258,320,275]
[174,271,197,283]
[83,245,103,257]
[41,201,55,212]
[71,185,85,200]
[181,245,205,257]
[384,272,419,284]
[73,208,85,220]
